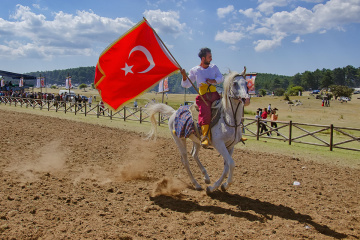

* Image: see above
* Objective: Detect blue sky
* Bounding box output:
[0,0,360,76]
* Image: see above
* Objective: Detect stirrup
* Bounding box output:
[201,136,213,149]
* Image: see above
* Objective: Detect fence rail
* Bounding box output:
[1,96,359,152]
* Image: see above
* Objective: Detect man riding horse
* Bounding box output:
[180,47,246,148]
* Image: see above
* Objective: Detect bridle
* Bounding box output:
[223,75,249,148]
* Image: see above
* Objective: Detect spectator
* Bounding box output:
[88,96,92,107]
[261,107,270,136]
[270,108,279,136]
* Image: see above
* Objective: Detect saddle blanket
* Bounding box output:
[174,105,200,138]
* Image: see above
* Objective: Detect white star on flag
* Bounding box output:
[121,63,134,76]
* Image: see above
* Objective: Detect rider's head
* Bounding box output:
[198,47,212,66]
[198,47,211,59]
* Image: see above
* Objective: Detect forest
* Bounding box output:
[21,65,360,94]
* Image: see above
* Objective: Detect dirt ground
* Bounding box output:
[0,109,359,239]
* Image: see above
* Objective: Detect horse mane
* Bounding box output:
[222,70,240,109]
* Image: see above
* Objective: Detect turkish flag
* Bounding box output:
[94,19,180,110]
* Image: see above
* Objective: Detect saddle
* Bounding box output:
[189,100,222,139]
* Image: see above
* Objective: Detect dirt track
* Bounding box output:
[0,109,359,239]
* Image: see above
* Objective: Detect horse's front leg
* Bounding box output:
[206,143,234,194]
[220,147,235,191]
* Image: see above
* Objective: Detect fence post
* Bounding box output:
[48,101,50,111]
[256,118,260,140]
[97,104,99,118]
[330,124,334,151]
[84,103,87,116]
[140,107,142,124]
[75,103,77,115]
[110,110,112,120]
[289,120,292,145]
[64,102,67,114]
[124,107,126,121]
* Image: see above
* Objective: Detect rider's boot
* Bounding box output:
[241,137,247,141]
[201,124,211,148]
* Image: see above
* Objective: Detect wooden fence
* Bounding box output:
[1,96,359,152]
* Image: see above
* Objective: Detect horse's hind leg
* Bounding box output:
[171,134,203,191]
[206,143,234,194]
[190,141,210,184]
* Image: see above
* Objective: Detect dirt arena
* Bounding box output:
[0,109,359,239]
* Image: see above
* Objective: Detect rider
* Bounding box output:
[180,47,223,148]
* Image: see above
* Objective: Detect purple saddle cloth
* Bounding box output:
[174,105,200,138]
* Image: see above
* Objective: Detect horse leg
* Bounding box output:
[220,147,235,191]
[206,143,234,194]
[171,132,203,191]
[189,139,210,184]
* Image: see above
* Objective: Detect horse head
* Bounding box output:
[222,71,251,108]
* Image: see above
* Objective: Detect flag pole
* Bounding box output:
[143,17,208,106]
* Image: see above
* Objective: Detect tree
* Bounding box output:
[274,88,285,96]
[320,70,333,89]
[333,68,345,86]
[272,77,281,90]
[259,89,267,96]
[329,85,354,99]
[79,83,88,91]
[50,85,57,89]
[301,71,315,90]
[288,86,303,96]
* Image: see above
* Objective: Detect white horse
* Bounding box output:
[147,71,250,193]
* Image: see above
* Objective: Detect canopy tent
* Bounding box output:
[0,70,36,79]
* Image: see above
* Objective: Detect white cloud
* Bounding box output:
[254,35,284,52]
[215,30,244,44]
[249,0,360,51]
[217,5,235,18]
[292,36,304,43]
[143,9,186,37]
[239,8,262,20]
[0,4,135,58]
[257,0,289,15]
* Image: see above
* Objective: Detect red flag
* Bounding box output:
[94,19,180,110]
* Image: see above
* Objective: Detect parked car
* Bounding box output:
[80,95,88,101]
[339,96,350,102]
[312,90,320,94]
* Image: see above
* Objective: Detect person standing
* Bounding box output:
[270,108,279,136]
[88,96,92,108]
[260,107,270,136]
[180,47,224,148]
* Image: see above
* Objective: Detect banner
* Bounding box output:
[158,77,169,93]
[19,77,24,87]
[94,18,179,110]
[65,77,72,89]
[40,77,45,88]
[245,73,256,95]
[1,78,4,87]
[36,77,41,88]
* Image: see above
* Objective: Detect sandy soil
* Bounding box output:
[0,109,359,239]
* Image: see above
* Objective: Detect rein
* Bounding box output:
[223,96,244,148]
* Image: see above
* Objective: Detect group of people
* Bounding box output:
[255,104,280,136]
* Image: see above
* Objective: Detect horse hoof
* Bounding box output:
[204,178,211,184]
[221,184,227,192]
[195,185,203,191]
[206,186,213,194]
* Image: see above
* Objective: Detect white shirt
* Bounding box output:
[181,64,224,88]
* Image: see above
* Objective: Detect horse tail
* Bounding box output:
[146,103,176,139]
